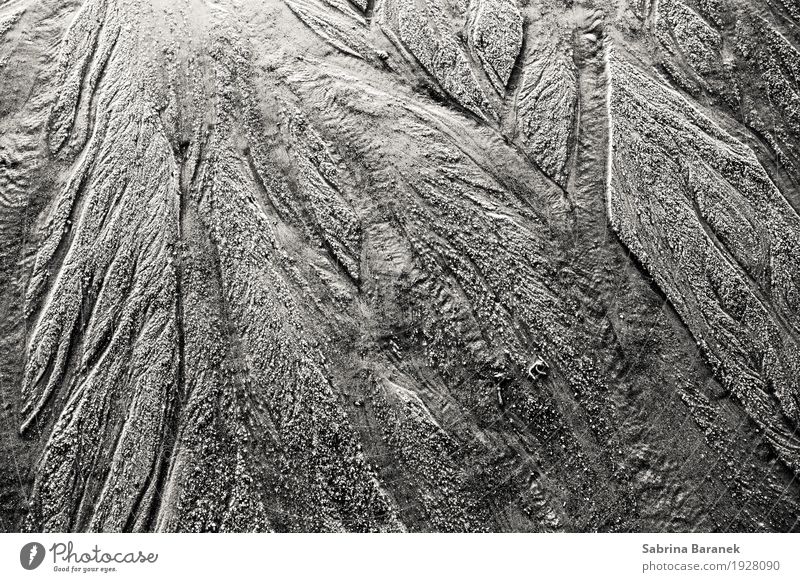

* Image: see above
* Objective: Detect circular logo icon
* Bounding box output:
[20,542,45,570]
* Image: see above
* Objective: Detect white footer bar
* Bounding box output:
[1,533,796,581]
